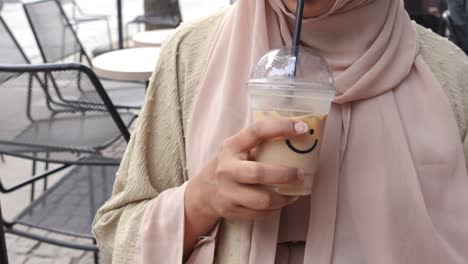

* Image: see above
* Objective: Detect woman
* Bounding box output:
[93,0,468,263]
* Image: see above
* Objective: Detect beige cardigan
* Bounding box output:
[92,7,468,264]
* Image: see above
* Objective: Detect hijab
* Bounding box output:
[187,0,468,262]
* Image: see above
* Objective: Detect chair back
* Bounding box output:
[142,0,182,27]
[22,0,91,65]
[0,63,132,164]
[0,16,30,64]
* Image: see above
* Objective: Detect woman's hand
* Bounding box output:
[183,118,308,257]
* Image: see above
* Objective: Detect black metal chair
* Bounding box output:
[0,63,133,163]
[1,159,118,263]
[126,0,181,41]
[58,0,113,50]
[22,0,145,110]
[0,16,30,65]
[0,63,133,264]
[0,204,8,264]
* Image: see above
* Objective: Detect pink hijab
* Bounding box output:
[187,0,468,263]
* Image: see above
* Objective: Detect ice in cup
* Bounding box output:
[247,47,336,196]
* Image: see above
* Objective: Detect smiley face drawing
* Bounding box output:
[285,128,318,154]
[253,111,326,158]
[284,114,325,155]
[253,112,327,196]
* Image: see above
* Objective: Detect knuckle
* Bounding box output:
[215,166,230,180]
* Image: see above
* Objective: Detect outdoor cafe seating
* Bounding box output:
[0,62,134,264]
[0,4,136,262]
[59,0,113,51]
[23,0,147,110]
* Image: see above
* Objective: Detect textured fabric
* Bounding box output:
[92,6,468,264]
[186,0,468,263]
[92,10,227,264]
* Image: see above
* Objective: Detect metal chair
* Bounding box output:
[0,16,30,65]
[23,0,145,110]
[0,63,133,163]
[0,204,8,264]
[126,0,181,41]
[58,0,113,50]
[0,63,133,264]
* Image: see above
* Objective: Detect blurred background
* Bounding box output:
[0,0,231,63]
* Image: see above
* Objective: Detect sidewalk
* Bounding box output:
[0,0,230,263]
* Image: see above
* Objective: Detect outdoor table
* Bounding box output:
[132,29,175,47]
[92,47,160,82]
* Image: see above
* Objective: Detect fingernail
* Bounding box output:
[297,169,304,181]
[294,121,308,134]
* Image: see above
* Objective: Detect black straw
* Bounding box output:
[292,0,305,77]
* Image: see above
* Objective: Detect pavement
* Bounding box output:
[0,0,230,263]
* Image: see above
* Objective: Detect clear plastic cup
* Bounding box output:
[247,46,336,196]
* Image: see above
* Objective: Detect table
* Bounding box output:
[92,47,160,82]
[132,29,175,47]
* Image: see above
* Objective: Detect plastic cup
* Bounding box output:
[247,46,336,196]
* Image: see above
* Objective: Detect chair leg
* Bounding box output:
[0,206,8,264]
[0,154,5,163]
[40,154,50,207]
[93,251,99,264]
[30,159,37,203]
[43,153,50,192]
[92,238,99,264]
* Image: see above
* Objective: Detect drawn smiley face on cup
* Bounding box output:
[253,111,325,157]
[285,128,318,154]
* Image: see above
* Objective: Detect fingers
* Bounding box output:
[223,183,299,211]
[232,161,304,185]
[224,118,309,153]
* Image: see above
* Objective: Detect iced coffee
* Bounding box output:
[247,47,335,196]
[254,112,326,195]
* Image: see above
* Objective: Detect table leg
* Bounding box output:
[117,0,123,49]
